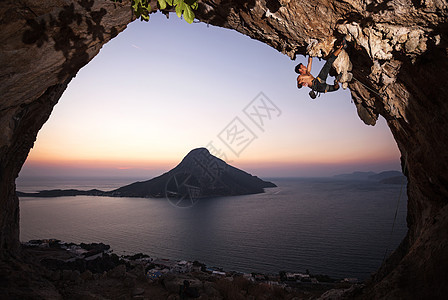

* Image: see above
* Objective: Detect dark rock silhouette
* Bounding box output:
[17,148,276,198]
[111,148,276,198]
[368,171,406,183]
[333,171,377,181]
[333,170,406,184]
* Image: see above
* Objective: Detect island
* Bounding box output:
[17,148,276,198]
[333,170,406,184]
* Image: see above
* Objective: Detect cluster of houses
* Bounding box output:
[141,256,353,287]
[24,239,358,286]
[25,239,110,262]
[144,258,195,280]
[285,272,316,283]
[131,257,229,280]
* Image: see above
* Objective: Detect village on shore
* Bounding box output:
[20,239,361,299]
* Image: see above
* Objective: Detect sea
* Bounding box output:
[17,176,407,281]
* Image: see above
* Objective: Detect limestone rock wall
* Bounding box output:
[1,0,447,298]
[0,0,133,255]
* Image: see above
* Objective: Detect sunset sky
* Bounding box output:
[19,13,401,178]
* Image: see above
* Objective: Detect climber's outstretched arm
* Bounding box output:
[307,56,313,73]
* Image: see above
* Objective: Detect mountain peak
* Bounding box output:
[112,148,276,199]
[175,147,226,178]
[181,147,214,163]
[186,147,210,156]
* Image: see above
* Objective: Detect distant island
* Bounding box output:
[333,170,406,184]
[17,148,276,198]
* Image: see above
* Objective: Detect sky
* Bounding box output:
[19,13,401,179]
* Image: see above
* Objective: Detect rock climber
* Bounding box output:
[296,39,346,99]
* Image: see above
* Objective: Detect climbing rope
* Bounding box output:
[382,154,408,264]
[351,75,411,138]
[349,75,409,263]
[352,76,386,98]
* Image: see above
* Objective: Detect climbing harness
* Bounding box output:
[309,77,332,99]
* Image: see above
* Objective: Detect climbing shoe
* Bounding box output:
[336,37,347,49]
[333,80,340,91]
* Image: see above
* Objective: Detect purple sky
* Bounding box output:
[20,13,401,179]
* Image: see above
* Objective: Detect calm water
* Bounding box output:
[17,177,407,280]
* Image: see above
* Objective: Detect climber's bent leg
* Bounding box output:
[311,79,339,93]
[316,54,337,83]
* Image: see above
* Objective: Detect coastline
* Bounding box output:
[7,239,361,299]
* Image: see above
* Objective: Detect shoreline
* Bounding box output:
[24,239,361,284]
[11,239,362,299]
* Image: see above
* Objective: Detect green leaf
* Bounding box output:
[132,0,140,11]
[175,1,184,18]
[158,0,167,10]
[183,5,195,24]
[131,0,151,22]
[140,13,150,21]
[129,0,197,24]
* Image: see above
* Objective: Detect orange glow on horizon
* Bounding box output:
[24,155,398,171]
[24,157,178,171]
[235,150,398,166]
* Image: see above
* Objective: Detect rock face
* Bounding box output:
[0,0,133,256]
[1,0,447,298]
